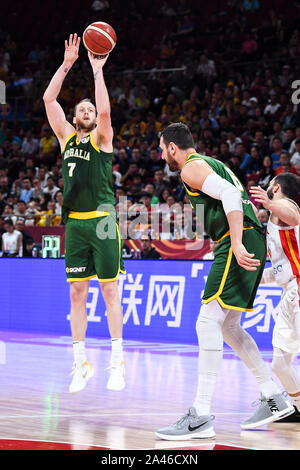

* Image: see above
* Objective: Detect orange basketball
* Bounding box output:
[83,22,117,55]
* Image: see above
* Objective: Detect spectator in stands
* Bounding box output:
[283,128,295,152]
[264,94,281,116]
[275,152,297,176]
[19,177,33,203]
[140,233,161,260]
[291,139,300,166]
[14,199,28,219]
[253,129,270,156]
[42,176,59,200]
[14,218,32,257]
[21,130,39,155]
[281,103,298,130]
[31,177,43,199]
[2,203,17,224]
[257,208,269,225]
[39,127,58,166]
[271,137,286,169]
[257,155,275,189]
[54,190,63,217]
[289,127,300,155]
[1,218,22,257]
[226,130,242,153]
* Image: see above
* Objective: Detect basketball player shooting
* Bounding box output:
[43,34,126,394]
[155,123,294,440]
[250,174,300,422]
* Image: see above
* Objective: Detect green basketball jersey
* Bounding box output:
[183,153,262,241]
[62,132,115,222]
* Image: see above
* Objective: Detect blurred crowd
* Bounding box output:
[0,0,300,256]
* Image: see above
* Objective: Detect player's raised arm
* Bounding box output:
[43,34,80,144]
[87,52,113,152]
[250,184,300,227]
[181,160,261,271]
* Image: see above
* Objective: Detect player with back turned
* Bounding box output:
[43,34,126,394]
[155,122,293,440]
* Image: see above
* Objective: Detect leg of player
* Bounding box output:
[222,311,294,428]
[100,280,125,391]
[156,299,225,440]
[272,348,300,422]
[69,281,94,393]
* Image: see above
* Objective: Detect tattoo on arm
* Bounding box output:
[64,67,69,73]
[94,71,99,81]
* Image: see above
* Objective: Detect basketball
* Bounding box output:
[83,22,117,56]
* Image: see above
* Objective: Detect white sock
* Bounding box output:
[222,310,281,399]
[73,340,86,366]
[259,378,281,399]
[111,338,123,365]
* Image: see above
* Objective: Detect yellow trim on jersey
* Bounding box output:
[182,154,208,195]
[185,153,204,164]
[98,223,126,282]
[202,247,233,305]
[214,297,254,312]
[67,275,97,282]
[217,226,254,243]
[285,230,300,271]
[201,243,255,312]
[90,132,100,153]
[68,210,109,219]
[182,181,200,197]
[62,132,76,153]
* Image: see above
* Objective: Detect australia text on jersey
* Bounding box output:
[64,148,90,161]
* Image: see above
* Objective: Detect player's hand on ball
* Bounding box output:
[64,33,81,65]
[232,243,261,271]
[249,185,271,210]
[88,51,109,70]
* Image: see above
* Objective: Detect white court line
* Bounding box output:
[0,412,249,419]
[0,436,117,450]
[0,436,256,451]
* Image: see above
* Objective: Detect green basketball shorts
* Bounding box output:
[202,227,266,311]
[65,213,125,283]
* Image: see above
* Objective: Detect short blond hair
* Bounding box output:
[74,99,96,116]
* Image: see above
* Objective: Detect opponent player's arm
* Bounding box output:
[250,185,300,226]
[88,52,113,152]
[181,160,260,271]
[43,34,80,142]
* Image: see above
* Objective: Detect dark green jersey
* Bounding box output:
[183,153,262,241]
[62,132,115,221]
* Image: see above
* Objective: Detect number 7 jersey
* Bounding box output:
[182,153,262,241]
[61,132,116,221]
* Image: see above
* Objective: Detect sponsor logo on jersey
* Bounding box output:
[66,266,87,274]
[81,137,90,144]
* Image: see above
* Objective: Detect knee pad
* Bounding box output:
[196,303,225,351]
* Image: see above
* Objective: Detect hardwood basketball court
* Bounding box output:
[0,330,299,451]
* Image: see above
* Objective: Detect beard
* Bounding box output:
[267,187,274,200]
[166,149,179,171]
[76,118,96,132]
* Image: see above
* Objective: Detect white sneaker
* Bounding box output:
[106,361,125,391]
[69,361,94,393]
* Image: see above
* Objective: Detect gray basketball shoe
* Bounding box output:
[156,407,216,440]
[241,392,294,429]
